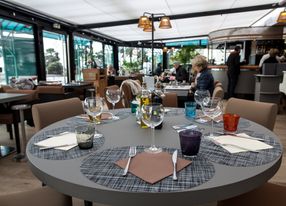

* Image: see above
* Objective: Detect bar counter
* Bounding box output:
[207,65,259,95]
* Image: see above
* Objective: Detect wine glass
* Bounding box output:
[105,88,121,120]
[201,97,222,139]
[194,90,210,123]
[84,97,104,138]
[141,103,165,153]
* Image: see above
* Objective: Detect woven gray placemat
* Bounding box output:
[28,126,105,160]
[80,146,215,192]
[199,132,282,167]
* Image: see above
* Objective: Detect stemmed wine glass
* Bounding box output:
[201,97,222,139]
[105,88,121,120]
[141,103,165,153]
[194,90,210,123]
[84,97,104,138]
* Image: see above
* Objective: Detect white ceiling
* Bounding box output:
[6,0,282,41]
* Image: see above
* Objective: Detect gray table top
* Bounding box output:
[0,93,29,104]
[26,109,282,206]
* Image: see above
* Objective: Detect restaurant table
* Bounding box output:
[63,82,94,99]
[0,93,29,157]
[26,109,282,206]
[164,85,191,97]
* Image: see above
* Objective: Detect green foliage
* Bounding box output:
[45,48,63,74]
[122,60,140,73]
[170,46,199,65]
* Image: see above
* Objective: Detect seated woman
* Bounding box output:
[107,64,116,76]
[191,55,214,95]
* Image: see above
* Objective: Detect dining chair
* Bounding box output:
[212,85,224,100]
[0,187,72,206]
[32,97,84,132]
[217,182,286,206]
[120,80,141,108]
[162,92,178,107]
[225,98,277,131]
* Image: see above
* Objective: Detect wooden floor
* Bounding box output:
[0,112,285,206]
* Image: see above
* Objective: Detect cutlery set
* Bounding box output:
[122,147,179,181]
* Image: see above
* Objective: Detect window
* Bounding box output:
[43,30,67,83]
[0,18,36,84]
[74,36,92,81]
[104,44,114,67]
[118,47,142,75]
[143,48,163,75]
[92,41,103,68]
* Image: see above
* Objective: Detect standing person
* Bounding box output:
[174,61,188,82]
[226,46,243,99]
[154,63,162,76]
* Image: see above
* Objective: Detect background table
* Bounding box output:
[26,109,282,206]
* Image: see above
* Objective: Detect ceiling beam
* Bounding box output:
[78,3,283,29]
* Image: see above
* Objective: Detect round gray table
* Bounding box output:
[26,109,282,206]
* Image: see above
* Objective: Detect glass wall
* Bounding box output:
[0,18,37,85]
[74,36,92,81]
[92,41,103,68]
[43,30,67,83]
[118,46,142,75]
[104,44,114,67]
[142,48,163,75]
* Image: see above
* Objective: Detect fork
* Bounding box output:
[122,146,137,176]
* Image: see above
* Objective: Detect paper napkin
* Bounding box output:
[213,133,273,153]
[34,132,77,151]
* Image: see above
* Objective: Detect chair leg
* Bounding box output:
[7,124,13,140]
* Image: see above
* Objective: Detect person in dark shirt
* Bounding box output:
[191,55,214,95]
[154,63,162,76]
[226,46,244,99]
[174,61,188,82]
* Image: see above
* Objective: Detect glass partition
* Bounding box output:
[142,48,163,75]
[43,30,67,83]
[118,46,142,75]
[0,18,37,85]
[104,44,114,68]
[92,41,103,68]
[74,35,91,81]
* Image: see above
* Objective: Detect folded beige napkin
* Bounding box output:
[115,151,191,184]
[213,133,273,153]
[34,132,77,151]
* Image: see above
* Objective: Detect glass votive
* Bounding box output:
[179,129,202,157]
[223,113,240,133]
[130,100,139,113]
[185,101,196,119]
[75,124,95,149]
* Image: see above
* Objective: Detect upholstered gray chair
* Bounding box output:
[225,98,277,131]
[32,97,84,132]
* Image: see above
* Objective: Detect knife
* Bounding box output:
[172,150,178,181]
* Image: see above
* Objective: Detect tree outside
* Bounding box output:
[45,48,63,75]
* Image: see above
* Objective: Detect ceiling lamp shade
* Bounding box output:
[277,11,286,23]
[138,16,150,28]
[159,16,172,29]
[143,21,155,32]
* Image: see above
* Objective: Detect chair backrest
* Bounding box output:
[162,92,178,107]
[225,98,277,131]
[36,86,64,94]
[104,85,124,109]
[32,97,84,132]
[262,63,277,75]
[212,86,224,100]
[121,82,133,108]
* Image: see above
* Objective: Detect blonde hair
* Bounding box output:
[269,49,279,57]
[191,55,208,70]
